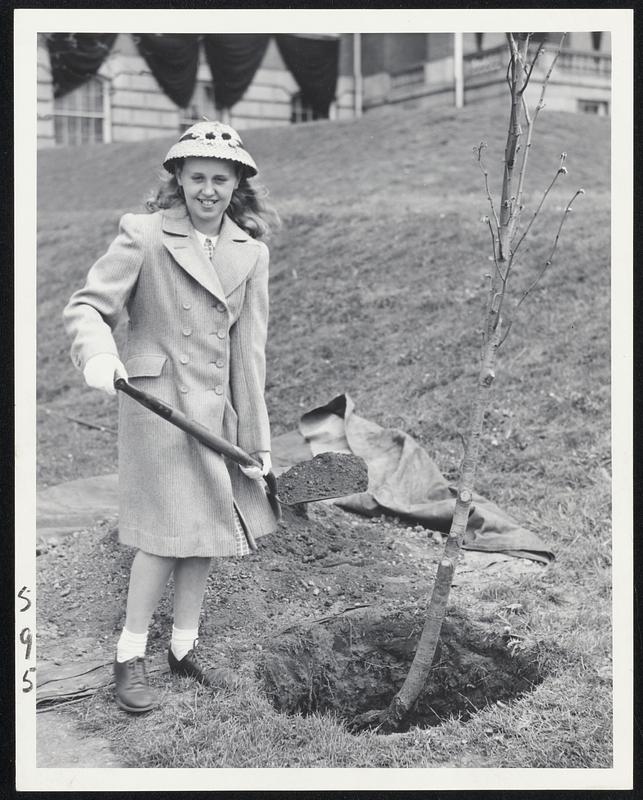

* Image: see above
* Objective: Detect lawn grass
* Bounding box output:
[36,96,613,771]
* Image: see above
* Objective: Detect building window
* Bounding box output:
[53,76,106,145]
[290,91,323,123]
[475,33,484,52]
[578,99,609,116]
[591,32,603,51]
[179,82,216,131]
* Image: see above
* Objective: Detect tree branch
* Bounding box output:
[512,153,568,255]
[499,187,584,346]
[518,39,545,94]
[475,142,501,231]
[532,33,567,120]
[512,34,566,243]
[485,217,503,282]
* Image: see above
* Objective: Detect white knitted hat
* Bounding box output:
[163,120,258,177]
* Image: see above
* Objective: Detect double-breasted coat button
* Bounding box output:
[216,329,226,339]
[215,303,226,313]
[179,385,189,394]
[179,355,189,365]
[216,359,224,368]
[214,385,224,395]
[182,302,192,310]
[182,327,192,336]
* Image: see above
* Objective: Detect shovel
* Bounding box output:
[114,378,368,535]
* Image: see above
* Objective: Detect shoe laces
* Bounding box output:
[187,645,204,667]
[127,657,148,686]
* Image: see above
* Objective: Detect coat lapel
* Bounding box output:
[162,207,257,303]
[162,207,225,302]
[210,214,257,297]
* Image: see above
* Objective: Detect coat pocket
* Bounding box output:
[121,355,169,417]
[125,354,168,378]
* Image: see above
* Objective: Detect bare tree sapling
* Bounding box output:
[352,32,583,734]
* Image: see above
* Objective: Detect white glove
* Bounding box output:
[83,353,127,396]
[259,452,272,476]
[240,451,271,480]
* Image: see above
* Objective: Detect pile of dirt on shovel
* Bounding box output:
[276,452,369,505]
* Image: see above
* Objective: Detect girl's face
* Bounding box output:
[177,157,240,234]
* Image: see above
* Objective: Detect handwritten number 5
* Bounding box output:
[22,668,36,693]
[18,587,31,613]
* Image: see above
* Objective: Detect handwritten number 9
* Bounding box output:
[20,628,32,661]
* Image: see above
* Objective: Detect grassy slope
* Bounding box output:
[37,99,612,769]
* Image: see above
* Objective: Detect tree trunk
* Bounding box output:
[375,325,501,732]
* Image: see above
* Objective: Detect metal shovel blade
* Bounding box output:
[275,451,369,505]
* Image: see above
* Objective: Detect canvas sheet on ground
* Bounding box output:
[298,394,553,564]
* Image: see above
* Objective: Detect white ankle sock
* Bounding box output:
[171,626,199,661]
[116,628,148,663]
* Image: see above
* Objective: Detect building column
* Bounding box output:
[37,34,55,148]
[453,32,464,109]
[353,32,363,118]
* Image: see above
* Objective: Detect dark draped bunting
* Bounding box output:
[46,33,117,98]
[46,32,340,116]
[203,34,270,109]
[275,34,339,117]
[134,33,200,109]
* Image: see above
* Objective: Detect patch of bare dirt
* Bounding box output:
[36,503,439,667]
[37,501,542,708]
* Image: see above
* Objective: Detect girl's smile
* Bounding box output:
[177,157,239,234]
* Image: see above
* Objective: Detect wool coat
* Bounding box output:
[63,206,278,557]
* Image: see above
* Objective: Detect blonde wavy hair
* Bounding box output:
[146,162,280,241]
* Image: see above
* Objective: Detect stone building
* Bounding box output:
[37,32,611,148]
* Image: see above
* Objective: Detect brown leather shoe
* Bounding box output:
[113,656,156,713]
[168,643,214,686]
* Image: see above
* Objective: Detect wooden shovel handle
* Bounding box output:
[114,378,261,469]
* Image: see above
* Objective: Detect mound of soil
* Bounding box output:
[36,503,443,667]
[36,501,542,722]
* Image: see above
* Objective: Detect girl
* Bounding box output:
[63,121,278,713]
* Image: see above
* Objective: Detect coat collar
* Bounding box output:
[161,206,257,302]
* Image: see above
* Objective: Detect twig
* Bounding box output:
[517,187,584,308]
[475,142,500,231]
[270,604,372,636]
[512,34,567,250]
[499,188,584,345]
[505,34,517,92]
[511,154,568,256]
[36,696,91,712]
[40,406,117,435]
[484,217,503,282]
[518,40,545,94]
